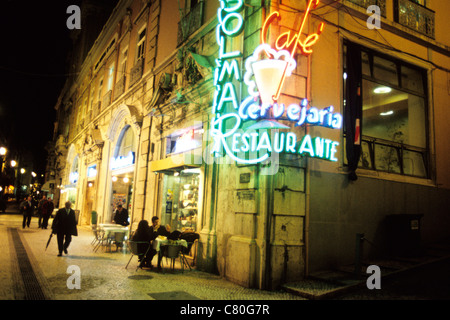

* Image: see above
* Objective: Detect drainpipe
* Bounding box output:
[304,16,313,278]
[259,0,272,292]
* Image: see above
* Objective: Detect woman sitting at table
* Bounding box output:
[131,220,155,268]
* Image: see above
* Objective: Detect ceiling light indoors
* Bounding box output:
[380,110,394,116]
[374,86,392,94]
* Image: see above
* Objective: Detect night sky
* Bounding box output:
[0,1,78,174]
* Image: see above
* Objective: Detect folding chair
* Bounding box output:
[126,241,151,271]
[91,226,100,246]
[93,229,108,252]
[180,241,196,270]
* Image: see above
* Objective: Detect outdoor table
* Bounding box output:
[102,226,129,238]
[152,236,188,252]
[99,223,123,228]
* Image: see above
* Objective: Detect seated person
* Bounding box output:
[113,204,130,226]
[149,216,170,238]
[131,220,155,268]
[148,216,171,271]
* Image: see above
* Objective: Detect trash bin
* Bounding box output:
[385,214,423,257]
[91,211,98,225]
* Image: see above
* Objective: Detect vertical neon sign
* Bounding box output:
[210,0,342,164]
[213,0,244,115]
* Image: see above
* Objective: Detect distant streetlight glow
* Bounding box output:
[10,160,17,167]
[31,172,37,177]
[0,147,6,156]
[20,168,26,174]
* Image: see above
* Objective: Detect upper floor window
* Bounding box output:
[98,79,104,101]
[394,0,435,38]
[344,42,429,179]
[136,27,146,61]
[107,63,115,91]
[120,47,128,77]
[177,0,204,46]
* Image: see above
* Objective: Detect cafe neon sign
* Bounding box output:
[211,0,342,164]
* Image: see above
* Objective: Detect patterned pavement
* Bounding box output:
[0,210,304,301]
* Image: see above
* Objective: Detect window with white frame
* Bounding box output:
[136,27,146,61]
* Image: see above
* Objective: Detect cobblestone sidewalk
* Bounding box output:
[0,213,304,301]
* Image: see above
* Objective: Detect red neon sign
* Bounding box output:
[260,0,325,101]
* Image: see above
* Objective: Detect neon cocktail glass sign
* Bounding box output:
[211,0,341,164]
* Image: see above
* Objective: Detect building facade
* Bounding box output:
[47,0,450,290]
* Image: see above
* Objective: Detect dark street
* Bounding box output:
[336,258,450,300]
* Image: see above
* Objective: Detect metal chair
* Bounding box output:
[93,229,108,252]
[180,240,197,270]
[162,244,183,273]
[126,241,151,271]
[109,231,127,252]
[91,226,100,246]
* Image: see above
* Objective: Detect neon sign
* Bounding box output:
[211,0,341,164]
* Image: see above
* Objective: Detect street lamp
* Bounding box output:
[0,147,6,156]
[20,168,26,174]
[10,160,17,167]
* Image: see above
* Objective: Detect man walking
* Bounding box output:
[21,196,34,229]
[51,201,78,256]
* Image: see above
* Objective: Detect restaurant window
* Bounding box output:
[67,155,79,206]
[161,168,200,233]
[344,42,429,178]
[111,126,136,214]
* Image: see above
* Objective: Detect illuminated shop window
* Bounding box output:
[344,43,429,178]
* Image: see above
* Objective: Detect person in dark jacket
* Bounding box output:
[20,196,34,229]
[52,201,78,256]
[113,204,130,226]
[37,196,47,228]
[148,216,171,271]
[131,220,156,268]
[41,198,54,229]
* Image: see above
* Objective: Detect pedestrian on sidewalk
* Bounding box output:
[51,201,78,256]
[37,195,47,228]
[41,197,54,229]
[20,196,34,229]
